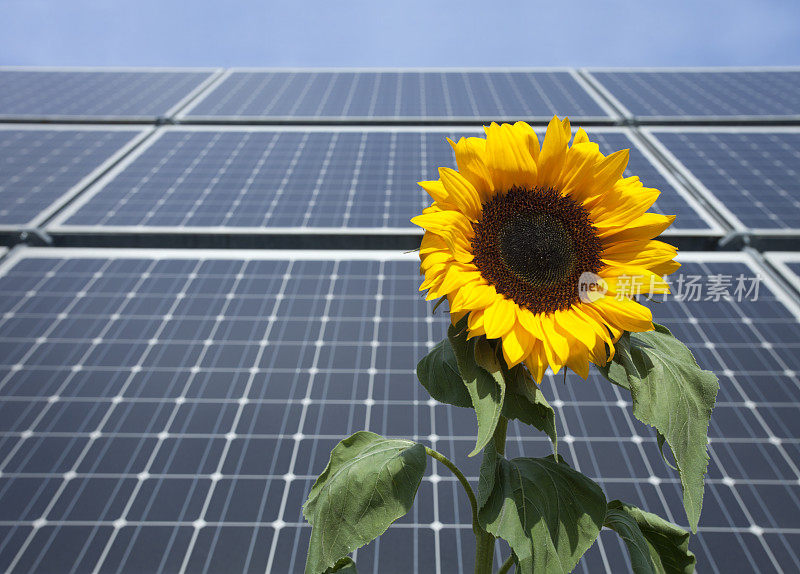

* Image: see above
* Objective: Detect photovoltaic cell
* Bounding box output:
[589,70,800,119]
[0,70,215,120]
[648,129,800,231]
[181,70,612,121]
[0,249,799,572]
[51,128,715,232]
[0,128,145,228]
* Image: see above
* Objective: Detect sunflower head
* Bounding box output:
[412,117,680,383]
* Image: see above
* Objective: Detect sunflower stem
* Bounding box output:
[474,530,496,574]
[494,416,508,456]
[474,417,509,574]
[498,554,516,574]
[424,447,479,533]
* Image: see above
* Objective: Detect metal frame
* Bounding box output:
[641,126,800,237]
[583,67,800,124]
[763,251,800,301]
[0,124,153,232]
[44,124,724,240]
[0,67,222,123]
[2,247,797,318]
[175,67,620,124]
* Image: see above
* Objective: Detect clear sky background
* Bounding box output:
[1,0,798,67]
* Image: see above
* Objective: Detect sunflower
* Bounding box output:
[411,117,680,382]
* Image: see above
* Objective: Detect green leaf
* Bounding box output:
[448,321,505,457]
[324,557,357,573]
[303,431,426,574]
[478,443,607,574]
[501,362,558,452]
[416,337,472,408]
[604,500,696,574]
[597,323,719,532]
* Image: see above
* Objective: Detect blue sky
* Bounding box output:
[1,0,798,67]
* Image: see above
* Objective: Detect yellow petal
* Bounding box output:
[482,297,517,339]
[410,210,474,263]
[468,307,485,332]
[537,116,570,188]
[539,313,570,373]
[565,343,592,379]
[419,231,449,256]
[450,281,497,313]
[512,121,541,163]
[448,136,493,201]
[602,239,677,266]
[572,128,590,146]
[592,297,654,333]
[450,308,468,326]
[592,185,660,231]
[552,308,596,352]
[418,179,451,206]
[501,323,534,368]
[525,342,548,383]
[599,213,676,243]
[483,122,538,191]
[439,167,482,220]
[591,148,630,196]
[559,141,601,201]
[436,263,478,295]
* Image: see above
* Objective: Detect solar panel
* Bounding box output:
[587,69,800,121]
[0,127,149,230]
[0,69,219,121]
[645,128,800,232]
[179,70,615,122]
[0,248,799,572]
[47,127,720,235]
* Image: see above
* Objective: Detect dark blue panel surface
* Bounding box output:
[0,70,213,119]
[592,70,800,118]
[59,129,710,230]
[0,251,797,572]
[184,71,610,120]
[0,129,141,227]
[653,130,800,230]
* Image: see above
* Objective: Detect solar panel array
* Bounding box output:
[0,67,799,573]
[646,128,800,232]
[179,70,612,122]
[49,128,715,233]
[588,69,800,121]
[0,251,799,573]
[0,70,217,121]
[0,127,146,228]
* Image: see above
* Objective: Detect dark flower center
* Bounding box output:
[471,186,603,314]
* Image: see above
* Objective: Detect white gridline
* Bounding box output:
[0,249,798,572]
